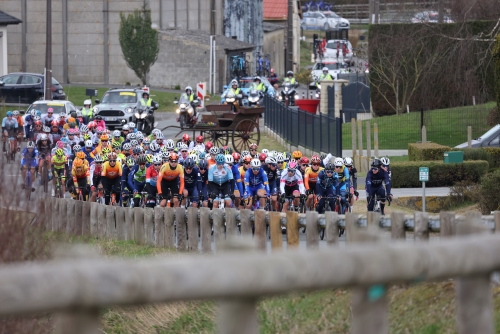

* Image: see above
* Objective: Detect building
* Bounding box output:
[262,23,285,78]
[0,11,21,77]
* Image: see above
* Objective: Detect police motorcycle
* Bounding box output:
[278,82,299,107]
[246,88,264,106]
[134,102,158,135]
[174,95,199,128]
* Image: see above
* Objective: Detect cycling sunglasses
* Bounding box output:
[109,160,117,162]
[312,163,320,166]
[185,167,193,170]
[199,168,206,171]
[252,167,260,171]
[154,163,162,166]
[325,170,334,174]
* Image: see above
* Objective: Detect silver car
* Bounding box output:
[93,88,146,129]
[455,125,500,148]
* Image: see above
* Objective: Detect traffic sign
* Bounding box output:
[419,167,429,182]
[196,82,205,107]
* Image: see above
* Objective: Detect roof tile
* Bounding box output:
[263,0,287,20]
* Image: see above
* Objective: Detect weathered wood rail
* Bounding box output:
[5,200,500,334]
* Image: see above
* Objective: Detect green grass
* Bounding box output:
[300,40,314,70]
[343,102,495,149]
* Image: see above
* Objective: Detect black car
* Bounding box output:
[0,72,66,104]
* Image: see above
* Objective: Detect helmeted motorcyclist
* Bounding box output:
[180,86,199,118]
[251,77,267,93]
[281,71,298,105]
[316,67,334,88]
[81,99,93,124]
[139,91,157,129]
[222,79,244,113]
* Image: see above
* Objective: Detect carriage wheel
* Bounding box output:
[232,119,260,153]
[203,130,229,147]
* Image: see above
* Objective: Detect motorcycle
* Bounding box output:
[315,86,321,99]
[174,95,199,128]
[224,91,243,113]
[247,89,264,106]
[278,82,299,107]
[134,103,158,135]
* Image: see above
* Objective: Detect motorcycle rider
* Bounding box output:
[316,67,333,88]
[81,99,93,124]
[252,76,267,93]
[222,79,244,113]
[180,86,199,119]
[281,71,298,105]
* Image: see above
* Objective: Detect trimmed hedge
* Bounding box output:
[450,147,500,168]
[408,143,450,161]
[391,160,489,188]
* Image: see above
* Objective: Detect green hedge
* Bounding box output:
[391,160,489,188]
[408,143,450,161]
[450,147,500,168]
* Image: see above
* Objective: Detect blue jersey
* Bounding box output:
[231,164,244,194]
[316,169,339,190]
[335,165,350,191]
[208,165,233,185]
[184,167,202,191]
[366,169,391,194]
[244,168,270,194]
[21,147,38,160]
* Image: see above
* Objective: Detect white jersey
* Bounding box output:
[279,169,306,194]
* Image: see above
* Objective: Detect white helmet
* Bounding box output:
[84,99,91,106]
[209,147,219,155]
[334,157,344,167]
[122,124,130,131]
[268,150,277,158]
[152,154,162,164]
[128,122,136,129]
[250,159,261,168]
[276,153,284,162]
[136,133,144,141]
[225,154,234,164]
[185,86,193,92]
[381,157,390,166]
[112,130,121,137]
[230,79,238,86]
[40,134,48,141]
[261,149,269,155]
[265,156,277,164]
[165,139,175,149]
[152,129,161,136]
[85,140,93,148]
[149,142,160,152]
[344,157,353,166]
[180,143,188,150]
[189,153,199,163]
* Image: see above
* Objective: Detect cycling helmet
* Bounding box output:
[112,130,121,138]
[122,143,132,151]
[155,132,164,139]
[55,148,64,156]
[149,142,160,152]
[83,133,91,140]
[188,153,199,163]
[152,129,161,137]
[76,151,86,159]
[250,159,261,168]
[73,159,84,168]
[241,150,250,157]
[215,154,225,164]
[205,141,213,150]
[30,109,37,117]
[145,154,154,163]
[122,124,130,131]
[60,137,69,144]
[198,159,208,169]
[265,156,277,164]
[292,150,302,159]
[184,158,195,168]
[344,157,353,167]
[169,152,179,161]
[371,158,382,168]
[324,163,334,171]
[232,152,241,161]
[125,156,135,167]
[142,137,151,146]
[27,141,36,148]
[100,134,109,141]
[287,161,298,172]
[179,143,188,151]
[101,147,111,156]
[128,133,137,140]
[10,110,17,117]
[43,126,50,133]
[381,157,390,166]
[242,155,252,163]
[176,141,184,149]
[209,147,219,155]
[287,71,294,76]
[258,153,267,162]
[94,154,104,163]
[269,150,277,158]
[152,155,162,164]
[165,139,175,150]
[196,135,204,143]
[108,152,117,161]
[40,134,48,141]
[320,153,327,161]
[185,86,193,92]
[130,140,139,148]
[249,143,258,150]
[112,141,122,148]
[136,133,144,142]
[300,157,310,164]
[225,154,234,164]
[51,120,59,127]
[132,146,143,154]
[334,157,344,167]
[254,76,261,82]
[136,155,147,164]
[87,121,97,129]
[198,152,207,160]
[35,110,42,117]
[79,124,88,133]
[311,155,321,164]
[182,134,190,142]
[261,149,269,155]
[128,122,136,129]
[161,151,170,161]
[276,153,285,162]
[96,126,104,134]
[85,140,93,148]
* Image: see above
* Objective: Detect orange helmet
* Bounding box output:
[107,152,117,161]
[73,159,84,168]
[76,151,86,159]
[311,155,321,164]
[292,150,302,159]
[243,155,252,163]
[169,152,179,161]
[100,134,109,141]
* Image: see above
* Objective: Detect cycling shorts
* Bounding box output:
[160,179,180,197]
[245,184,266,199]
[283,184,299,197]
[208,182,231,200]
[184,186,199,203]
[21,158,37,169]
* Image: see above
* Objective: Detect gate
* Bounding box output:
[341,81,370,122]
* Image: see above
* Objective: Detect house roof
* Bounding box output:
[159,29,255,51]
[263,22,285,33]
[263,0,287,20]
[0,11,22,25]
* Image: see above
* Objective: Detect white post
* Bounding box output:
[209,36,213,95]
[213,39,217,94]
[43,68,46,101]
[406,105,409,113]
[422,181,426,212]
[473,96,476,106]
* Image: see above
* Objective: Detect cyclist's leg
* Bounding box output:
[133,180,143,207]
[366,191,376,212]
[292,184,300,207]
[222,182,232,208]
[234,189,241,208]
[244,186,256,209]
[316,187,326,213]
[170,183,180,207]
[77,178,89,201]
[190,187,199,208]
[20,160,27,187]
[90,175,100,202]
[145,183,157,208]
[159,179,169,207]
[257,188,267,208]
[377,186,387,215]
[112,178,121,204]
[101,177,112,205]
[181,188,189,207]
[281,186,292,212]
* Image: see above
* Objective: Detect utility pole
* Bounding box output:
[286,0,293,72]
[45,0,52,100]
[438,0,444,23]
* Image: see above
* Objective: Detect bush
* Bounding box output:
[174,84,181,90]
[451,147,500,168]
[408,143,450,161]
[486,106,500,126]
[391,160,489,188]
[296,70,313,86]
[479,169,500,213]
[443,180,482,209]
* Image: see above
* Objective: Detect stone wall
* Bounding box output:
[262,28,285,77]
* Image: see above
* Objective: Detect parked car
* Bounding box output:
[23,100,79,123]
[93,88,148,129]
[309,59,349,88]
[0,72,66,104]
[301,11,350,31]
[324,39,353,65]
[411,11,454,23]
[455,125,500,148]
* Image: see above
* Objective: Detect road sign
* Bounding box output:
[197,82,205,107]
[419,167,429,182]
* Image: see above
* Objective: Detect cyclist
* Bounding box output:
[280,160,306,212]
[100,152,122,205]
[83,140,95,163]
[366,158,392,215]
[381,157,392,181]
[299,156,309,177]
[263,156,279,211]
[228,154,243,208]
[36,133,52,171]
[2,111,19,154]
[304,155,324,210]
[70,158,90,200]
[238,155,252,202]
[243,159,270,210]
[208,154,234,208]
[157,152,184,208]
[333,157,349,214]
[20,141,38,192]
[91,134,111,157]
[197,159,209,207]
[344,157,359,212]
[51,148,68,197]
[12,110,24,145]
[31,118,43,142]
[182,158,201,208]
[111,130,123,147]
[120,156,135,205]
[41,108,56,127]
[130,155,147,207]
[141,155,160,208]
[189,135,205,151]
[89,154,104,202]
[49,120,63,146]
[316,163,339,214]
[249,143,259,158]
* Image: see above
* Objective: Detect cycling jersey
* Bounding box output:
[208,164,233,185]
[72,164,90,183]
[304,166,324,190]
[51,155,67,170]
[279,169,306,194]
[231,164,244,195]
[2,118,18,135]
[20,148,39,169]
[146,165,159,186]
[316,170,339,190]
[262,165,278,194]
[184,167,202,190]
[366,169,391,195]
[101,161,122,179]
[90,162,103,176]
[132,165,147,183]
[36,141,52,156]
[244,168,270,193]
[157,163,184,194]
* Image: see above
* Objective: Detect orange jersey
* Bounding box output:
[91,143,111,158]
[15,116,24,127]
[304,166,323,190]
[72,165,90,183]
[207,157,216,168]
[101,161,122,178]
[238,166,248,180]
[157,163,184,194]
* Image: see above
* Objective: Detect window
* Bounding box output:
[1,75,21,85]
[21,75,41,85]
[101,91,138,104]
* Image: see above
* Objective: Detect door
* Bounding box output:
[20,75,42,103]
[0,74,22,103]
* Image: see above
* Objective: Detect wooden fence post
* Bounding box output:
[97,204,106,239]
[390,212,406,240]
[175,207,187,251]
[456,212,494,334]
[325,211,339,245]
[212,208,224,250]
[154,207,165,247]
[106,206,116,240]
[187,207,199,252]
[254,209,267,251]
[164,207,175,248]
[440,212,456,237]
[367,211,380,226]
[58,199,67,232]
[144,208,155,246]
[65,199,75,235]
[90,202,99,237]
[350,225,388,334]
[115,206,126,241]
[269,212,282,250]
[133,207,144,244]
[240,209,252,236]
[345,212,358,243]
[124,208,134,241]
[200,207,212,253]
[286,211,299,249]
[53,245,101,334]
[73,200,83,236]
[36,198,45,231]
[226,208,238,237]
[414,212,429,242]
[306,211,319,249]
[81,201,91,236]
[218,238,258,334]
